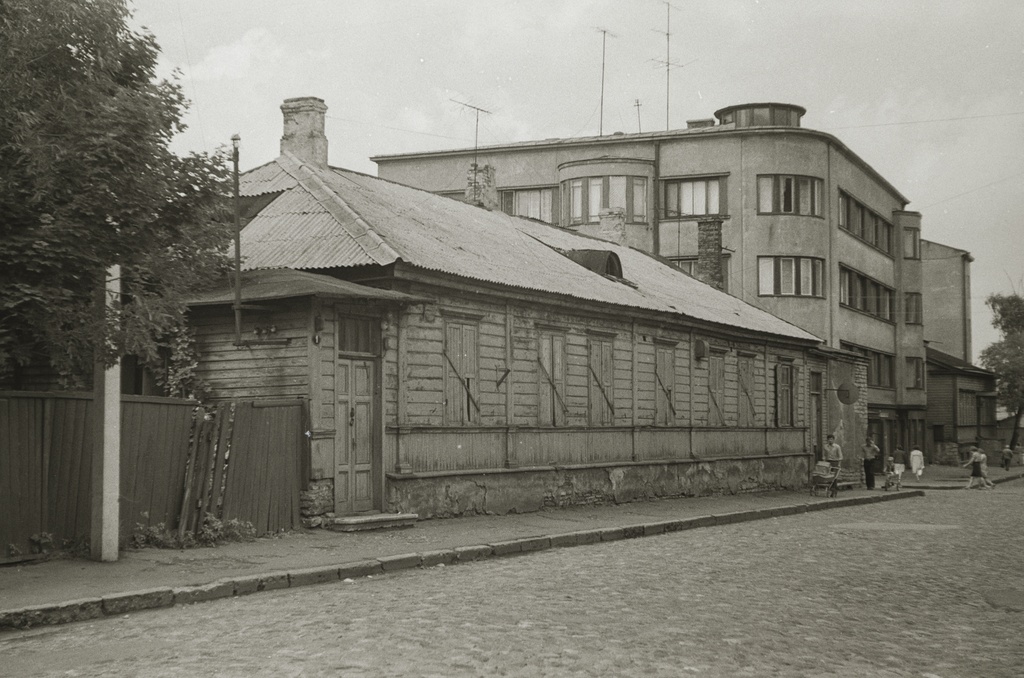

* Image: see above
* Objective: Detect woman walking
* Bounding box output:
[962,446,993,489]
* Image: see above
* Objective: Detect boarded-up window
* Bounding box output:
[708,354,725,426]
[737,355,756,427]
[443,321,479,425]
[588,337,615,425]
[775,363,794,427]
[654,345,676,426]
[538,332,567,426]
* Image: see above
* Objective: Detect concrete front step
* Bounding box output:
[328,513,419,532]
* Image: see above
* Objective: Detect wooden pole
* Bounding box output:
[91,264,121,562]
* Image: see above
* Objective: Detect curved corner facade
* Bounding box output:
[373,103,935,456]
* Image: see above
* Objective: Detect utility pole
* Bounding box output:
[231,134,242,346]
[451,99,491,203]
[596,27,617,136]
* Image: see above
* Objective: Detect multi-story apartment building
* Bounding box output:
[373,102,939,457]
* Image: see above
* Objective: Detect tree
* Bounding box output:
[0,0,232,393]
[979,293,1024,449]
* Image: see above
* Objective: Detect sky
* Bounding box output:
[131,0,1024,362]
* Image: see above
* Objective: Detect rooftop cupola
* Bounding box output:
[714,103,806,128]
[280,97,328,169]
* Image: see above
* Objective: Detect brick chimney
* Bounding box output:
[465,163,499,210]
[695,218,725,291]
[280,97,328,169]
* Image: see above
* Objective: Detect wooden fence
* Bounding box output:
[1,392,307,563]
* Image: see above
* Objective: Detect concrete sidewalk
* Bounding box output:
[883,464,1024,490]
[0,487,932,631]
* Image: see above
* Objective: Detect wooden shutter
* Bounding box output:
[775,363,793,427]
[738,355,755,427]
[538,333,567,426]
[444,322,478,425]
[655,346,676,426]
[589,338,614,425]
[709,355,725,426]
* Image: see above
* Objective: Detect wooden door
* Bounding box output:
[336,359,375,514]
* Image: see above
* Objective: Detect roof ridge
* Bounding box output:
[277,154,401,266]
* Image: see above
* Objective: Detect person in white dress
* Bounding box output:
[909,447,924,481]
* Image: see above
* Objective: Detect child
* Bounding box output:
[892,445,908,488]
[1001,445,1014,472]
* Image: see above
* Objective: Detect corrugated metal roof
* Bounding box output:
[240,160,298,196]
[187,268,421,306]
[237,156,820,343]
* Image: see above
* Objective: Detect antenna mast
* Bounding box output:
[634,99,643,133]
[596,27,617,136]
[451,99,492,202]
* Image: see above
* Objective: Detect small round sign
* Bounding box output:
[836,381,859,405]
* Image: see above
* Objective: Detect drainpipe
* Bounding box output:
[232,134,242,346]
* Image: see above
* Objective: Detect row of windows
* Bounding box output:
[757,175,823,216]
[841,342,895,388]
[839,191,894,255]
[563,176,648,224]
[445,320,797,428]
[758,256,825,297]
[840,267,895,321]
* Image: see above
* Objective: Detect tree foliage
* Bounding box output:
[979,293,1024,448]
[0,0,232,390]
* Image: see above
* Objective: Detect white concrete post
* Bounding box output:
[91,264,120,562]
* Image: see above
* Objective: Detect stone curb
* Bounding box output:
[0,491,925,632]
[901,471,1024,491]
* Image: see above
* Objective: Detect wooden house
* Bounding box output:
[188,97,868,521]
[925,345,998,463]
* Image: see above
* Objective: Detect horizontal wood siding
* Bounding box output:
[191,303,311,401]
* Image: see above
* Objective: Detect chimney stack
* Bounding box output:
[695,218,726,291]
[280,97,328,169]
[465,163,499,210]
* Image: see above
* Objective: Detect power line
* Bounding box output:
[823,110,1024,130]
[918,169,1024,209]
[324,115,471,143]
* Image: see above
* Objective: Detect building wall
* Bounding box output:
[190,301,313,401]
[921,239,972,362]
[375,280,856,517]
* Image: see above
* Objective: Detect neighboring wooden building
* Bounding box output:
[925,346,998,464]
[188,97,869,520]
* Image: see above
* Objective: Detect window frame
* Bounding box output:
[841,342,896,389]
[564,175,649,225]
[838,189,894,256]
[905,357,925,390]
[661,175,726,219]
[838,265,895,322]
[756,174,823,217]
[758,256,826,297]
[501,186,556,224]
[905,292,923,325]
[775,362,795,427]
[903,227,921,260]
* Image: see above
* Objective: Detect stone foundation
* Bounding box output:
[300,479,334,527]
[386,456,810,519]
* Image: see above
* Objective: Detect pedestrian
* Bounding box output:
[909,446,924,481]
[979,449,995,488]
[891,445,908,489]
[962,446,992,490]
[861,436,879,489]
[1001,445,1013,472]
[824,434,843,470]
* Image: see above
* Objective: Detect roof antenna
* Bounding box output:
[596,27,617,136]
[650,2,698,131]
[451,99,492,203]
[634,99,643,133]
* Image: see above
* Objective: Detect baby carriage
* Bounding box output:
[882,456,901,491]
[810,461,840,497]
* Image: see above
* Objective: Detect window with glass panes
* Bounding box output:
[501,188,555,223]
[757,175,822,216]
[662,177,725,218]
[838,191,894,255]
[564,176,648,224]
[839,266,895,321]
[758,256,824,297]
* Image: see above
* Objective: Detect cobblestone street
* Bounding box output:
[4,483,1022,678]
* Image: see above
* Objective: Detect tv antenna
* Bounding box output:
[596,27,617,136]
[451,99,492,202]
[634,99,643,133]
[650,2,697,130]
